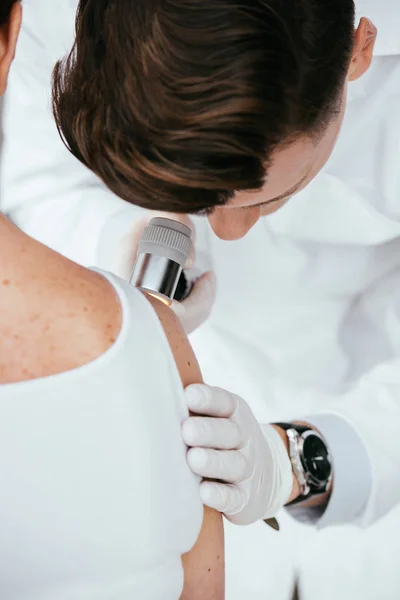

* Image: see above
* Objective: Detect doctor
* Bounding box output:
[2,0,400,531]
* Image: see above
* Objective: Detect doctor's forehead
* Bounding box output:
[228,137,317,210]
[229,107,345,211]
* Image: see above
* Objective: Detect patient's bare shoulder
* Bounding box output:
[0,227,121,384]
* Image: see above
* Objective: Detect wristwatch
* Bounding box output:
[274,423,333,505]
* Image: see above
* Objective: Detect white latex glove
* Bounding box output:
[171,272,216,334]
[182,384,294,525]
[111,212,216,334]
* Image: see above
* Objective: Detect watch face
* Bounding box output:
[301,434,331,486]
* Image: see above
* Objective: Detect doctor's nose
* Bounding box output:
[207,206,260,240]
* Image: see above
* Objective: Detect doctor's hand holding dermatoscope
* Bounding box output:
[131,217,333,527]
[128,213,216,334]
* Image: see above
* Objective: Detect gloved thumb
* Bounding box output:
[172,272,216,334]
[200,481,246,515]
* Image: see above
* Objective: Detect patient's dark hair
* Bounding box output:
[52,0,355,214]
[0,0,18,25]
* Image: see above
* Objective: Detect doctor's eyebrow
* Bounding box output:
[239,172,310,209]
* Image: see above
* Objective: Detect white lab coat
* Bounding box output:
[297,502,400,600]
[2,1,400,598]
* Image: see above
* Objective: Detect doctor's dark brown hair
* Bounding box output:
[52,0,355,214]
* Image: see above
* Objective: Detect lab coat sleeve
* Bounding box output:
[289,246,400,529]
[286,412,372,528]
[287,359,400,529]
[0,0,144,270]
[297,506,400,600]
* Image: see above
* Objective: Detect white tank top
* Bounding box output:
[0,270,203,600]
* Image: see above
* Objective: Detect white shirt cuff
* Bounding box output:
[286,413,372,528]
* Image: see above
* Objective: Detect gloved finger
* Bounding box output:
[171,272,216,334]
[185,384,237,418]
[187,447,247,483]
[182,271,216,310]
[199,481,246,515]
[182,416,242,449]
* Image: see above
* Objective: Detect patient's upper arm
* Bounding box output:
[147,295,225,600]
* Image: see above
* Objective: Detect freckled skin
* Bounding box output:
[0,217,224,597]
[0,217,122,384]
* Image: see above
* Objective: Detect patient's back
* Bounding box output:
[0,219,208,599]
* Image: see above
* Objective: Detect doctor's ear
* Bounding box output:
[0,1,22,96]
[348,17,377,82]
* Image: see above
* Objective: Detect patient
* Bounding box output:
[0,2,224,598]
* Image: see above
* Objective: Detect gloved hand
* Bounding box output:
[113,212,216,334]
[182,384,294,525]
[171,272,216,334]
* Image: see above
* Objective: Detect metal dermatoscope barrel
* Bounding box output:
[130,217,193,305]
